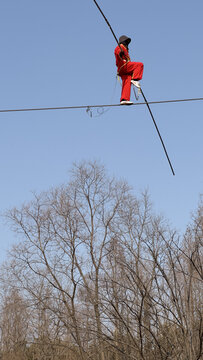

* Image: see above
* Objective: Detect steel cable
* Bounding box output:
[0,97,202,113]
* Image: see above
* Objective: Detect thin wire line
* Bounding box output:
[0,97,202,113]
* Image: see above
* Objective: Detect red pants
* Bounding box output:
[119,62,144,101]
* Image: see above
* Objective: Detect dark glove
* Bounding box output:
[119,50,125,58]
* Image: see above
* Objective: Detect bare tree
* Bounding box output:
[0,161,202,360]
[95,191,203,360]
[2,161,133,360]
[0,289,29,360]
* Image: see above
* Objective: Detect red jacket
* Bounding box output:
[114,44,131,73]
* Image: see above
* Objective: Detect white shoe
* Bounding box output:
[120,100,133,105]
[131,80,141,89]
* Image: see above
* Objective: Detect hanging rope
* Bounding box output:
[92,0,175,175]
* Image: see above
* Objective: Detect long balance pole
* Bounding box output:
[92,0,175,175]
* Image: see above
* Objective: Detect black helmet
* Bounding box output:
[119,35,131,45]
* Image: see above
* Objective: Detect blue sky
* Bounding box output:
[0,0,202,263]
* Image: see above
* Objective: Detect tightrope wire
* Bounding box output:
[0,97,202,113]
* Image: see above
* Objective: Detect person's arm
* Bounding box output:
[119,44,129,61]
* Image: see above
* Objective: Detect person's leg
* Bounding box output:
[119,62,144,103]
[125,61,144,80]
[120,74,132,102]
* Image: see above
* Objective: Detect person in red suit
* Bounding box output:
[114,35,144,105]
